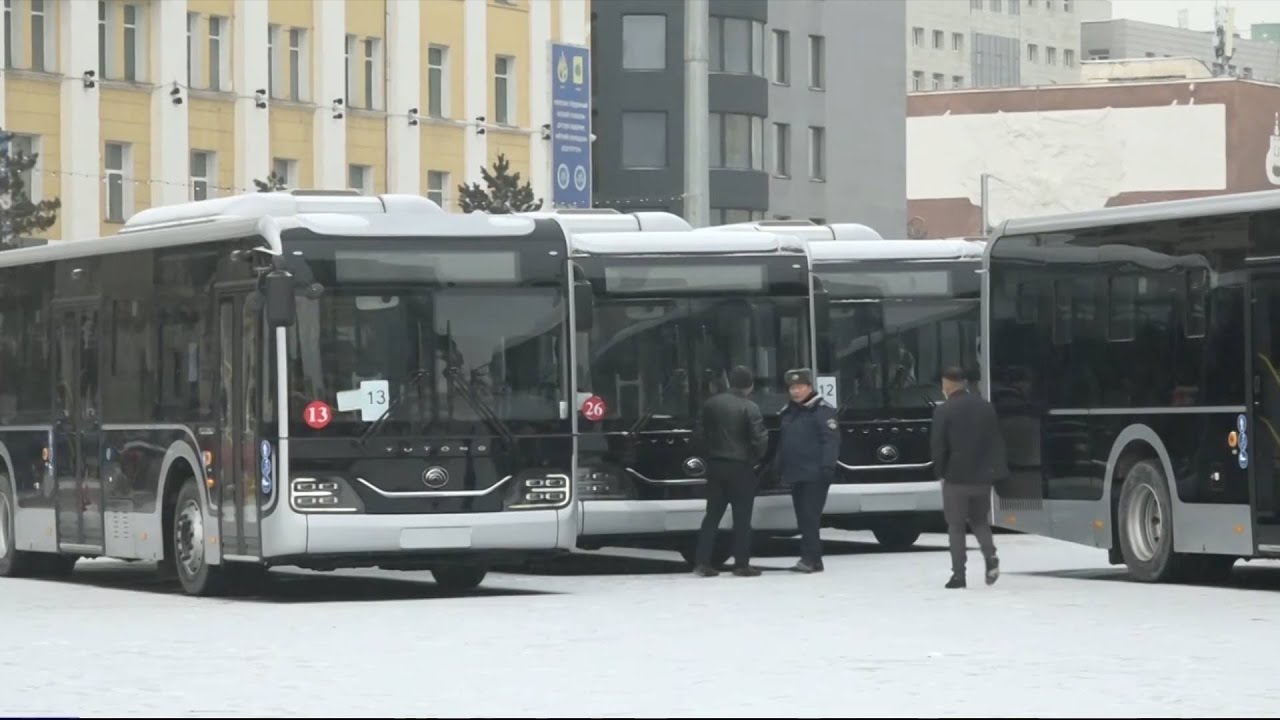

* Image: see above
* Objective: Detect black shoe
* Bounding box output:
[789,561,817,574]
[945,573,966,589]
[693,565,720,577]
[985,555,1000,586]
[732,566,762,577]
[814,559,825,573]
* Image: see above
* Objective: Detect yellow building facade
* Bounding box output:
[0,0,589,240]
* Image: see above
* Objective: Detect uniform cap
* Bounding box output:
[784,368,814,387]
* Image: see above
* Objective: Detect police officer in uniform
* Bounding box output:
[776,368,840,573]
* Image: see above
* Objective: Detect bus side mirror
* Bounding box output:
[573,280,594,332]
[263,268,297,328]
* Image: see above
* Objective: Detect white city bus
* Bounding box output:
[0,190,602,596]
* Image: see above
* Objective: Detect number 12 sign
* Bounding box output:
[816,375,838,409]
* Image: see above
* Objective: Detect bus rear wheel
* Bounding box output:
[872,524,923,550]
[1117,459,1183,583]
[679,536,733,569]
[432,565,487,592]
[0,482,35,578]
[172,478,225,596]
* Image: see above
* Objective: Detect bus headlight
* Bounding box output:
[506,473,572,510]
[291,477,364,513]
[576,466,634,500]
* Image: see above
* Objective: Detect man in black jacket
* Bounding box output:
[691,366,769,577]
[931,366,1008,589]
[776,368,839,574]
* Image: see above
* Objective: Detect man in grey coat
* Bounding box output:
[931,366,1008,589]
[691,366,769,577]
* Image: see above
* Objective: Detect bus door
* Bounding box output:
[52,302,104,553]
[1250,273,1280,545]
[215,292,263,559]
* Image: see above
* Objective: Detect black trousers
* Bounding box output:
[695,459,757,568]
[943,482,997,573]
[791,480,831,564]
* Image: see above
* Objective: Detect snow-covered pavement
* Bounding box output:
[4,531,1280,717]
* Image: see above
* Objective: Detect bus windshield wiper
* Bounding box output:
[357,368,431,446]
[443,367,518,449]
[628,368,687,436]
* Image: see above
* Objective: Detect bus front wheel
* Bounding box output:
[172,478,225,596]
[432,565,487,591]
[0,479,34,578]
[872,524,923,550]
[1117,459,1182,583]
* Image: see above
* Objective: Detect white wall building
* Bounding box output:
[906,0,1113,90]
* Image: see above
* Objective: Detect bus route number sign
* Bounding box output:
[581,395,607,422]
[304,401,333,429]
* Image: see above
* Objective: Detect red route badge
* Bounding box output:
[580,395,607,422]
[304,401,333,429]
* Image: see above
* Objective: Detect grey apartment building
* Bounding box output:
[591,0,906,235]
[1082,19,1280,83]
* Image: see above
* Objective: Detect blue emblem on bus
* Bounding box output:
[1240,431,1249,452]
[1238,414,1247,434]
[261,440,272,458]
[1239,448,1249,470]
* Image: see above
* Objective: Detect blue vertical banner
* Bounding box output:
[550,42,592,208]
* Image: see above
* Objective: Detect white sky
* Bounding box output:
[1110,0,1280,38]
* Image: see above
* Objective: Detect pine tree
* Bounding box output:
[0,129,61,247]
[456,153,544,213]
[253,172,289,193]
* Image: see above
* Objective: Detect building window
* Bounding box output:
[267,25,278,97]
[953,32,964,52]
[1064,0,1073,11]
[773,122,789,177]
[190,151,214,201]
[30,0,45,71]
[709,16,765,76]
[709,113,763,171]
[808,35,824,90]
[271,157,297,188]
[1046,46,1056,65]
[208,16,226,91]
[933,30,944,49]
[105,142,130,222]
[96,0,105,75]
[347,164,371,195]
[5,134,37,201]
[1064,49,1075,67]
[621,111,667,169]
[953,75,964,88]
[363,37,382,110]
[932,73,944,90]
[1009,0,1021,14]
[426,171,449,209]
[3,0,13,70]
[186,12,198,86]
[1027,43,1038,62]
[494,55,514,125]
[714,209,760,225]
[344,35,355,105]
[808,126,825,181]
[970,0,982,8]
[772,29,789,84]
[1244,66,1254,79]
[912,27,924,47]
[911,70,923,91]
[991,0,1002,10]
[288,28,305,101]
[427,45,448,117]
[622,14,665,70]
[123,3,139,81]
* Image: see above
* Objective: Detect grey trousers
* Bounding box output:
[942,482,996,574]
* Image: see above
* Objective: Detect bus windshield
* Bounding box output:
[580,296,809,424]
[285,286,566,434]
[827,296,979,415]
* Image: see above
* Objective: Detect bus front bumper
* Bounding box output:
[580,495,798,538]
[824,480,944,515]
[302,508,568,555]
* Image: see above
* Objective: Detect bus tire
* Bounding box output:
[1117,459,1182,583]
[432,565,487,592]
[0,478,36,578]
[872,524,923,550]
[172,478,225,596]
